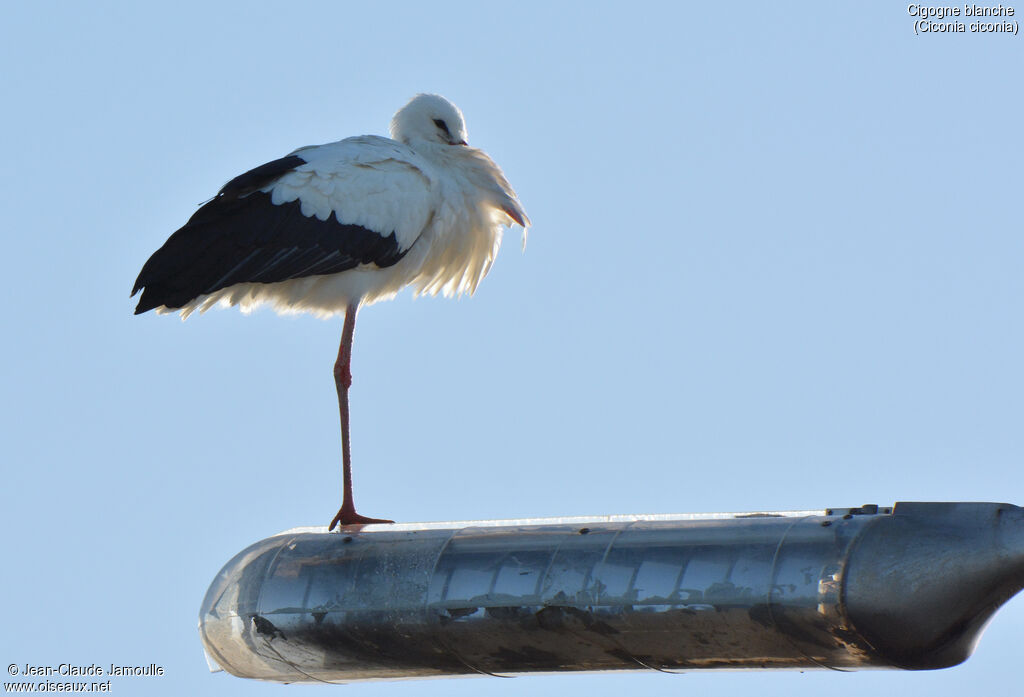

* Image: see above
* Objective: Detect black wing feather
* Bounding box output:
[218,155,307,200]
[132,155,409,314]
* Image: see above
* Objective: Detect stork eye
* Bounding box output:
[432,118,452,137]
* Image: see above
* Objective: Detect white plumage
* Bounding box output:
[161,96,528,319]
[133,94,530,528]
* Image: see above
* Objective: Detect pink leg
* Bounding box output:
[328,303,393,530]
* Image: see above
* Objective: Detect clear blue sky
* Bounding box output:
[2,2,1022,695]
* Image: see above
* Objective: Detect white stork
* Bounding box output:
[132,94,530,529]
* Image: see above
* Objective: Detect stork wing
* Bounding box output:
[132,137,436,314]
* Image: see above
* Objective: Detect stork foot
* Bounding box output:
[329,506,394,530]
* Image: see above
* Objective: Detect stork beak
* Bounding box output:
[502,205,528,228]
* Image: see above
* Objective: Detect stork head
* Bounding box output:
[391,94,469,147]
